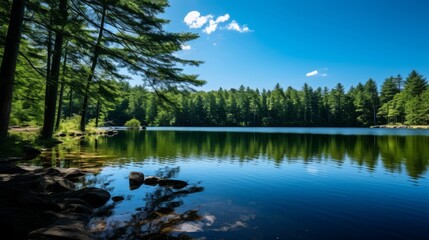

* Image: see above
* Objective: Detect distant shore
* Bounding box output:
[371,125,429,129]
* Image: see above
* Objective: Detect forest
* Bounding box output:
[0,0,204,139]
[1,1,429,139]
[103,71,428,127]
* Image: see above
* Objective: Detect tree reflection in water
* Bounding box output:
[89,167,205,240]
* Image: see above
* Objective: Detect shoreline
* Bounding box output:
[371,125,429,129]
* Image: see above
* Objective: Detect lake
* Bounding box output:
[29,127,429,239]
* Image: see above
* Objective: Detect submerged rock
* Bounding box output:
[158,179,188,189]
[129,171,145,190]
[28,214,94,240]
[111,196,125,202]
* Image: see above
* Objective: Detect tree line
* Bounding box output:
[0,0,204,139]
[106,70,427,127]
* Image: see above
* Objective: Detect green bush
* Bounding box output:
[57,115,81,133]
[124,118,141,129]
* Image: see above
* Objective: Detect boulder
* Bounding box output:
[15,191,61,212]
[0,207,57,239]
[22,145,42,160]
[57,187,111,208]
[45,178,76,193]
[0,173,45,192]
[144,176,160,186]
[0,164,28,174]
[23,145,42,156]
[63,168,86,181]
[129,171,145,190]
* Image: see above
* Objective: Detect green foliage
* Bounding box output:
[102,70,427,127]
[57,115,81,134]
[124,118,141,129]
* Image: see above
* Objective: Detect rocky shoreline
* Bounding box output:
[0,160,111,240]
[0,144,193,239]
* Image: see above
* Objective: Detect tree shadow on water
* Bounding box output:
[89,167,205,240]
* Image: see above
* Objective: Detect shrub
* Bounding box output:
[57,115,81,134]
[124,118,141,129]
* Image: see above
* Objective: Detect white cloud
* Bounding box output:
[203,14,230,34]
[226,20,251,33]
[306,70,328,77]
[203,20,218,34]
[181,44,191,50]
[216,14,230,23]
[184,11,251,35]
[184,11,213,29]
[306,70,319,77]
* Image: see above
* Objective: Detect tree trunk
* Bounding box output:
[0,0,26,139]
[95,100,101,127]
[80,5,106,132]
[55,47,68,130]
[44,14,53,115]
[41,0,67,138]
[68,88,73,117]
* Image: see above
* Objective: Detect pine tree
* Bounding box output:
[0,0,26,138]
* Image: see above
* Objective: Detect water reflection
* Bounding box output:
[36,130,429,179]
[88,166,205,239]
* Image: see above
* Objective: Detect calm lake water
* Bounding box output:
[29,127,429,239]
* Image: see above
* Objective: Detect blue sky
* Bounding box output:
[154,0,429,91]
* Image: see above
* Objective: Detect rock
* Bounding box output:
[144,176,160,186]
[45,178,76,193]
[0,173,45,192]
[62,203,93,214]
[0,164,28,174]
[15,192,61,212]
[111,196,125,202]
[58,187,111,208]
[15,191,61,212]
[23,145,42,156]
[0,207,57,239]
[129,171,144,190]
[21,145,42,160]
[63,168,86,181]
[158,179,188,189]
[28,214,94,240]
[57,198,93,214]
